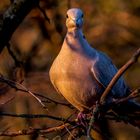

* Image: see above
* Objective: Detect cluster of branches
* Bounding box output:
[0,0,140,140]
[0,48,139,139]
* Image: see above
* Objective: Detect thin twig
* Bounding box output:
[0,112,66,122]
[37,5,50,23]
[100,48,140,105]
[105,111,140,129]
[36,93,74,108]
[6,43,22,67]
[0,74,73,109]
[0,75,46,108]
[0,124,70,137]
[63,122,76,139]
[0,112,78,126]
[61,125,79,137]
[87,103,100,140]
[0,96,15,107]
[113,88,140,104]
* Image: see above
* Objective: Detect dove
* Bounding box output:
[49,8,140,113]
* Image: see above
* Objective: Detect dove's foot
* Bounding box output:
[77,112,88,129]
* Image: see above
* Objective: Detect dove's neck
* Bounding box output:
[66,28,86,47]
[63,28,96,57]
[67,28,83,38]
[65,28,92,50]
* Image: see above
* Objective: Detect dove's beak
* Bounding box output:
[72,18,80,28]
[66,16,83,29]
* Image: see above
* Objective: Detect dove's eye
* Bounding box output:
[66,15,68,18]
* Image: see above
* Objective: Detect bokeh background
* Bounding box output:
[0,0,140,139]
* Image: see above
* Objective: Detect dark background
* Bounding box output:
[0,0,140,139]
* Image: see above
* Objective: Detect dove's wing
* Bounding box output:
[91,50,129,98]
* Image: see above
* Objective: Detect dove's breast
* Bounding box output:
[49,41,104,112]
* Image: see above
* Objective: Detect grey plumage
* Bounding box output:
[49,8,137,113]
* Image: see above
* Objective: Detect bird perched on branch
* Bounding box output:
[49,8,140,114]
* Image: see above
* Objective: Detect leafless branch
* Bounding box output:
[113,88,140,105]
[37,5,50,23]
[87,103,99,140]
[87,48,140,139]
[0,74,73,108]
[38,94,74,109]
[6,43,23,67]
[0,96,15,107]
[0,75,46,108]
[0,47,139,139]
[0,112,67,122]
[0,0,39,53]
[106,111,140,129]
[100,48,140,105]
[0,124,70,137]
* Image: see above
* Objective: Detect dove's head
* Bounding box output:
[66,8,83,30]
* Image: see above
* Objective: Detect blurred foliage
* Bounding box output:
[0,0,140,140]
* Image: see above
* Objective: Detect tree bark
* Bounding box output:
[0,0,39,53]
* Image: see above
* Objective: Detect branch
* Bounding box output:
[6,43,23,67]
[0,96,15,107]
[0,112,67,122]
[0,74,73,109]
[100,48,140,105]
[106,111,140,129]
[0,0,39,53]
[113,88,140,105]
[87,104,99,140]
[0,124,70,137]
[0,75,46,108]
[37,5,50,23]
[38,94,74,109]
